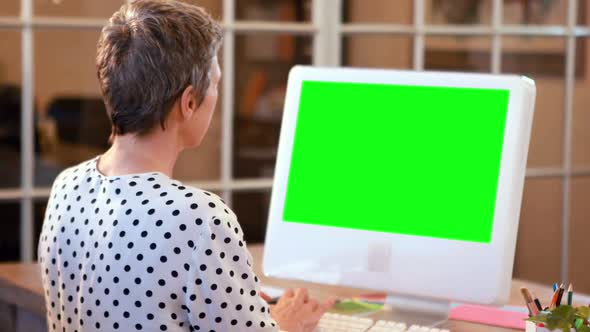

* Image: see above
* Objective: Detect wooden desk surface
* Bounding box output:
[0,244,585,331]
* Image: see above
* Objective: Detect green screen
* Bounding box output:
[282,80,510,243]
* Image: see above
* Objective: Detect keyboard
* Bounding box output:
[314,313,450,332]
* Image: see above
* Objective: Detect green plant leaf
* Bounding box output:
[528,306,575,330]
[527,306,590,331]
[576,307,590,320]
[528,316,548,323]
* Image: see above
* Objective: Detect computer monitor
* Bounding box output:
[263,66,536,322]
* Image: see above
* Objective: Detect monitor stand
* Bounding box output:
[364,242,450,327]
[369,294,450,328]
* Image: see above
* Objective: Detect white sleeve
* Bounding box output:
[184,215,279,332]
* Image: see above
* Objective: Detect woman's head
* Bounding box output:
[96,0,223,148]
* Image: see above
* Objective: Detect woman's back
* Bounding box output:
[38,157,277,331]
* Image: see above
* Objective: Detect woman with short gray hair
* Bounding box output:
[37,1,333,331]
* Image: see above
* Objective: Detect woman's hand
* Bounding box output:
[269,288,336,332]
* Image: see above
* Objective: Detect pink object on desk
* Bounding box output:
[449,304,529,330]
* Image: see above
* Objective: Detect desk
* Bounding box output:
[0,244,580,332]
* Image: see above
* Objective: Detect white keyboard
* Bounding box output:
[314,313,450,332]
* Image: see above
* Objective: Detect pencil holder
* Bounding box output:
[526,321,575,332]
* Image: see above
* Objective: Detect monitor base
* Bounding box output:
[368,294,450,328]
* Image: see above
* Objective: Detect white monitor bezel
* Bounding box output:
[263,66,536,305]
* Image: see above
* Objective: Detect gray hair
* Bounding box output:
[96,0,223,137]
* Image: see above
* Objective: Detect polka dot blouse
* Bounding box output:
[38,157,278,332]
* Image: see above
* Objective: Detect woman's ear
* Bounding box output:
[179,85,198,120]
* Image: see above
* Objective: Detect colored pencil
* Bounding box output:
[553,283,559,292]
[520,287,539,316]
[567,283,573,306]
[549,287,561,309]
[556,284,565,307]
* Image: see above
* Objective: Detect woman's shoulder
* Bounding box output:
[149,177,239,228]
[149,179,247,249]
[48,157,98,193]
[49,156,239,227]
[164,179,235,216]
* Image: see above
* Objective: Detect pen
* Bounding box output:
[520,287,539,316]
[556,284,565,307]
[532,292,543,311]
[567,283,573,306]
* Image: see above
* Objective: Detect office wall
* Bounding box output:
[345,0,413,69]
[0,32,20,86]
